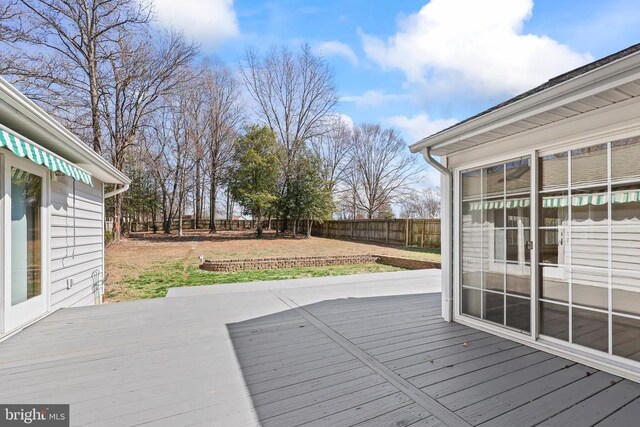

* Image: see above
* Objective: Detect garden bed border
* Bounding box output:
[199,254,440,272]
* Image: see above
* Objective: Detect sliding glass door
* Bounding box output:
[539,137,640,362]
[459,138,640,367]
[460,156,532,333]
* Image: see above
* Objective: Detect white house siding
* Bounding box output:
[50,175,104,309]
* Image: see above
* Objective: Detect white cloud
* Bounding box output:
[338,113,355,130]
[360,0,593,97]
[314,41,359,65]
[341,90,409,107]
[153,0,239,45]
[384,112,458,143]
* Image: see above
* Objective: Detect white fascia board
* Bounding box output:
[409,51,640,155]
[0,77,130,185]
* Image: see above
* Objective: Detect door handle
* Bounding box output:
[525,241,534,251]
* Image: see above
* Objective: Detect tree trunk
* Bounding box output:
[163,214,172,234]
[209,170,218,233]
[306,219,312,237]
[225,187,232,229]
[194,159,201,228]
[161,190,170,234]
[88,45,102,154]
[178,187,184,237]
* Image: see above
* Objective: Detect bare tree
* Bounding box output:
[241,44,338,230]
[202,60,243,233]
[101,30,197,239]
[142,94,197,236]
[308,114,352,195]
[0,0,29,74]
[399,188,441,218]
[12,0,151,153]
[350,123,423,219]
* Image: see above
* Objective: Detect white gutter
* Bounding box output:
[422,147,453,321]
[104,183,130,199]
[0,77,130,185]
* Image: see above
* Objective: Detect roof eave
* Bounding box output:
[0,77,130,185]
[409,49,640,156]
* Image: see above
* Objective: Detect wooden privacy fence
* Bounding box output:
[312,219,440,248]
[131,219,257,232]
[131,217,441,248]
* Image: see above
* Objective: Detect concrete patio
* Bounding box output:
[1,270,639,426]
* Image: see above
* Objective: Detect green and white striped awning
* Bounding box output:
[542,192,640,207]
[0,126,93,186]
[612,190,640,204]
[469,198,530,211]
[571,194,607,206]
[542,196,569,208]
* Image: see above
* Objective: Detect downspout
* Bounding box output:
[422,147,454,322]
[104,183,129,236]
[104,183,130,199]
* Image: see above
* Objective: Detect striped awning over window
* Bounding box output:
[470,192,640,211]
[543,192,640,207]
[469,198,530,211]
[0,126,93,186]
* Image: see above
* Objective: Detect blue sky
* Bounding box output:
[152,0,640,145]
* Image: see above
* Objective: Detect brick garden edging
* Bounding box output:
[373,255,441,270]
[200,255,376,272]
[199,254,440,272]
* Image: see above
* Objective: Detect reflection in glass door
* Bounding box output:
[539,137,640,362]
[461,156,532,332]
[10,167,42,306]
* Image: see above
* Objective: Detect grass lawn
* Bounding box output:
[106,230,441,302]
[105,261,403,301]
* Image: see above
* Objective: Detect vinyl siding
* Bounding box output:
[49,175,104,310]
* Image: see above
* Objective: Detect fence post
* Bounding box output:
[405,219,409,246]
[350,221,354,240]
[386,220,390,243]
[421,219,425,247]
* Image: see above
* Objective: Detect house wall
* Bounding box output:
[49,175,104,309]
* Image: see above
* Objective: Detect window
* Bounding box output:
[461,157,531,332]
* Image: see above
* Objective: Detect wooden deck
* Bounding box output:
[1,270,639,426]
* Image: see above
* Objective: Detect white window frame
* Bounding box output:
[452,137,640,382]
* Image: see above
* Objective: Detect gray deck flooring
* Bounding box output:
[1,270,639,426]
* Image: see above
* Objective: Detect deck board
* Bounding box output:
[539,379,640,427]
[0,270,638,426]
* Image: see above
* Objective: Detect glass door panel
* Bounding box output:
[538,138,640,362]
[11,168,42,305]
[5,163,47,334]
[460,156,532,333]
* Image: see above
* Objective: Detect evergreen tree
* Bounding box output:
[228,126,280,237]
[280,152,334,237]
